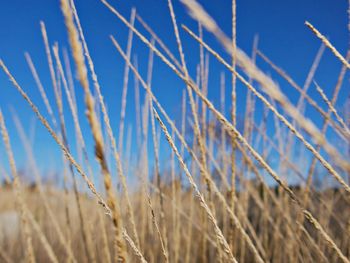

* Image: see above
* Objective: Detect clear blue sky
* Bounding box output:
[0,0,348,185]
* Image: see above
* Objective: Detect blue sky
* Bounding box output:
[0,0,349,186]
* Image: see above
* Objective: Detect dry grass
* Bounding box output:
[0,0,349,262]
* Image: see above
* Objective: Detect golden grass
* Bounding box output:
[0,0,349,262]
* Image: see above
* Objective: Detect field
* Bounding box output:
[0,0,349,262]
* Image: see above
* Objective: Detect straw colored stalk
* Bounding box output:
[40,21,60,112]
[124,125,133,176]
[133,56,143,148]
[305,21,350,70]
[229,0,237,252]
[69,0,141,249]
[219,73,228,180]
[24,52,58,130]
[314,82,350,136]
[121,230,148,263]
[63,48,79,112]
[118,8,136,153]
[60,0,127,262]
[242,36,258,145]
[146,193,169,263]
